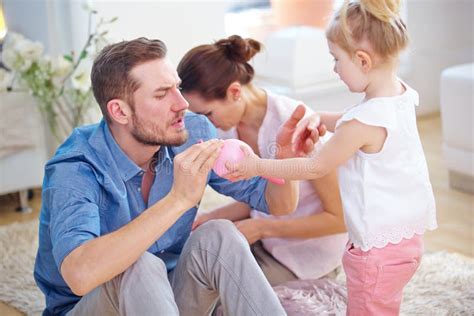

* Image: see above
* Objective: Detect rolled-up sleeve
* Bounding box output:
[208,174,269,213]
[43,161,102,270]
[46,187,100,269]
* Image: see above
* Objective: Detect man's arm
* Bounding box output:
[61,140,222,296]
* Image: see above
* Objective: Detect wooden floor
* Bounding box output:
[0,114,472,315]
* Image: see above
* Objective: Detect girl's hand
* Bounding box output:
[234,218,264,245]
[224,145,261,182]
[291,113,327,154]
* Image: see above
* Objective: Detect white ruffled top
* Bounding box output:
[336,82,437,251]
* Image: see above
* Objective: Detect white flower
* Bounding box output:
[2,32,25,52]
[81,0,95,12]
[1,32,43,72]
[1,48,18,70]
[16,40,44,67]
[71,66,91,93]
[0,68,13,92]
[51,56,73,80]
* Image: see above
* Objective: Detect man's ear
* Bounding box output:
[226,81,242,102]
[354,50,372,73]
[107,99,132,125]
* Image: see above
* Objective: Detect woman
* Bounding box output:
[177,35,347,285]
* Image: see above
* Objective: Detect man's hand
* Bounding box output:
[170,139,223,209]
[276,105,326,158]
[234,218,265,245]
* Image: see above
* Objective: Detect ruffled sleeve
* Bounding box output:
[336,99,398,130]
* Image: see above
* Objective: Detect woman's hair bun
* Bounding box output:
[215,35,261,63]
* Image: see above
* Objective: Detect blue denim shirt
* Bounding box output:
[34,112,269,315]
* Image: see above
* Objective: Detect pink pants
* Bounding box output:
[342,235,423,316]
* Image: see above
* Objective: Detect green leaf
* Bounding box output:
[63,55,73,62]
[110,16,118,23]
[80,50,88,59]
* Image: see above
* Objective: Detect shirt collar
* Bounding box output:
[102,121,143,181]
[153,144,173,170]
[90,120,174,182]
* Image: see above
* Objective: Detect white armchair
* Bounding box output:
[440,63,474,193]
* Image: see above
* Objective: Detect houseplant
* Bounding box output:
[0,8,116,143]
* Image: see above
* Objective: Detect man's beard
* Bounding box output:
[131,113,189,147]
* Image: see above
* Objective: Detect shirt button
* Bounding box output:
[160,250,165,254]
[137,187,141,192]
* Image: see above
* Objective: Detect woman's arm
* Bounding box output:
[192,201,251,230]
[236,170,345,243]
[261,171,345,239]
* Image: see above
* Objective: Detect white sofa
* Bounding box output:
[440,63,474,193]
[0,92,48,211]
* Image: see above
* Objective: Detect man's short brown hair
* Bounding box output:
[91,37,167,122]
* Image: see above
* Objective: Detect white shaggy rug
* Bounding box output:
[1,212,473,315]
[274,251,474,315]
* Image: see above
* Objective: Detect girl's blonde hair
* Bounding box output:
[326,0,408,59]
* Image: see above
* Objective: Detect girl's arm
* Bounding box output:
[319,111,344,132]
[226,119,376,181]
[234,170,345,244]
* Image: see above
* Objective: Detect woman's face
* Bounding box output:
[183,91,245,131]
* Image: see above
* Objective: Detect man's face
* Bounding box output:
[129,58,189,146]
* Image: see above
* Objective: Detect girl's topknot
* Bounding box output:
[327,0,409,60]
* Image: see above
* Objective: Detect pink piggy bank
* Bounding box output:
[212,139,285,185]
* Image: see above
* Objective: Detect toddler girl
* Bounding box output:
[225,0,437,314]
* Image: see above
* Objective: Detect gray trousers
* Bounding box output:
[67,220,286,316]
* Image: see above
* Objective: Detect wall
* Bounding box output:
[3,0,229,67]
[404,0,473,115]
[91,0,229,65]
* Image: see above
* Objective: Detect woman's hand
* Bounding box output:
[291,112,327,154]
[234,218,265,245]
[191,212,214,230]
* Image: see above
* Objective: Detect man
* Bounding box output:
[34,37,319,316]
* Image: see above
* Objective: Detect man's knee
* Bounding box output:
[118,251,169,293]
[119,252,178,311]
[125,251,167,279]
[190,219,248,251]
